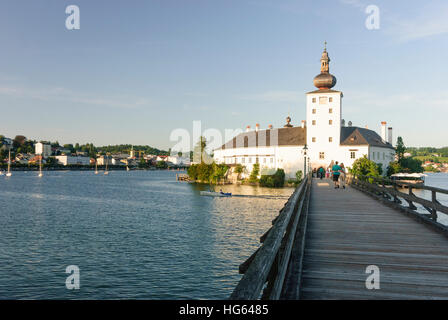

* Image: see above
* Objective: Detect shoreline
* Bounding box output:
[1,167,187,172]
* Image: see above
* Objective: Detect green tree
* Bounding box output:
[156,161,168,169]
[211,163,229,183]
[350,155,381,178]
[400,157,423,173]
[396,136,405,162]
[295,170,303,182]
[249,163,260,183]
[187,164,199,180]
[386,161,402,176]
[193,136,212,164]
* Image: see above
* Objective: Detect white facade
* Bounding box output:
[55,155,91,166]
[215,144,306,179]
[306,90,343,169]
[35,142,52,157]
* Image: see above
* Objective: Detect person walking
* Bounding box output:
[339,163,346,189]
[331,161,342,189]
[318,167,325,180]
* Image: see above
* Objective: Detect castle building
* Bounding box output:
[213,45,395,178]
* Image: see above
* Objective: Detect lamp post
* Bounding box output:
[302,144,308,175]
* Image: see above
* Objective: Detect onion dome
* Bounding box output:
[313,42,337,90]
[284,116,293,128]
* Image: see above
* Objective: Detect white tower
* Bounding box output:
[306,43,343,169]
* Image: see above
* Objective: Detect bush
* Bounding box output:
[259,168,285,188]
[187,163,229,183]
[295,170,303,182]
[350,156,380,178]
[386,161,402,177]
[234,164,244,174]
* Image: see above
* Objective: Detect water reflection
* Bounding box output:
[0,170,293,299]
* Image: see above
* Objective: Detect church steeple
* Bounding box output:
[320,41,330,73]
[313,42,337,90]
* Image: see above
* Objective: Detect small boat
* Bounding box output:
[104,156,109,175]
[200,191,232,197]
[38,155,43,178]
[390,173,427,187]
[6,149,12,177]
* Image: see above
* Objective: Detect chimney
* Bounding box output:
[268,124,273,130]
[255,123,260,132]
[301,120,305,128]
[381,121,387,142]
[365,125,368,129]
[388,127,393,145]
[246,125,251,132]
[341,119,345,127]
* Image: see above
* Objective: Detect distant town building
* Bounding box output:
[167,155,190,166]
[55,155,90,166]
[35,142,52,157]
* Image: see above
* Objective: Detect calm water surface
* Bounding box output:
[406,172,448,225]
[0,170,293,299]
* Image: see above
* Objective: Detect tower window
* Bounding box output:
[312,109,316,114]
[319,152,325,159]
[312,120,316,125]
[329,119,333,125]
[312,98,316,103]
[312,137,316,142]
[329,97,333,102]
[329,137,333,142]
[329,108,333,114]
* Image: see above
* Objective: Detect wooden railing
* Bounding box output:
[349,174,448,230]
[229,174,311,300]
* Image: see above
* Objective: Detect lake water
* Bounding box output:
[1,171,447,299]
[404,172,448,226]
[0,170,293,299]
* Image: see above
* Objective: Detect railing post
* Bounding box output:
[392,181,401,203]
[431,190,438,221]
[406,186,417,210]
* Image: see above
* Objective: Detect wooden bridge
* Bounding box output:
[230,174,448,300]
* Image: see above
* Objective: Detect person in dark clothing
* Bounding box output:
[318,167,325,179]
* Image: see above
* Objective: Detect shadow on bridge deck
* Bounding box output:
[301,178,448,299]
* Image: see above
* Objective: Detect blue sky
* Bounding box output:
[0,0,447,149]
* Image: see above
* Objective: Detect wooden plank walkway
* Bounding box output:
[300,178,448,299]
